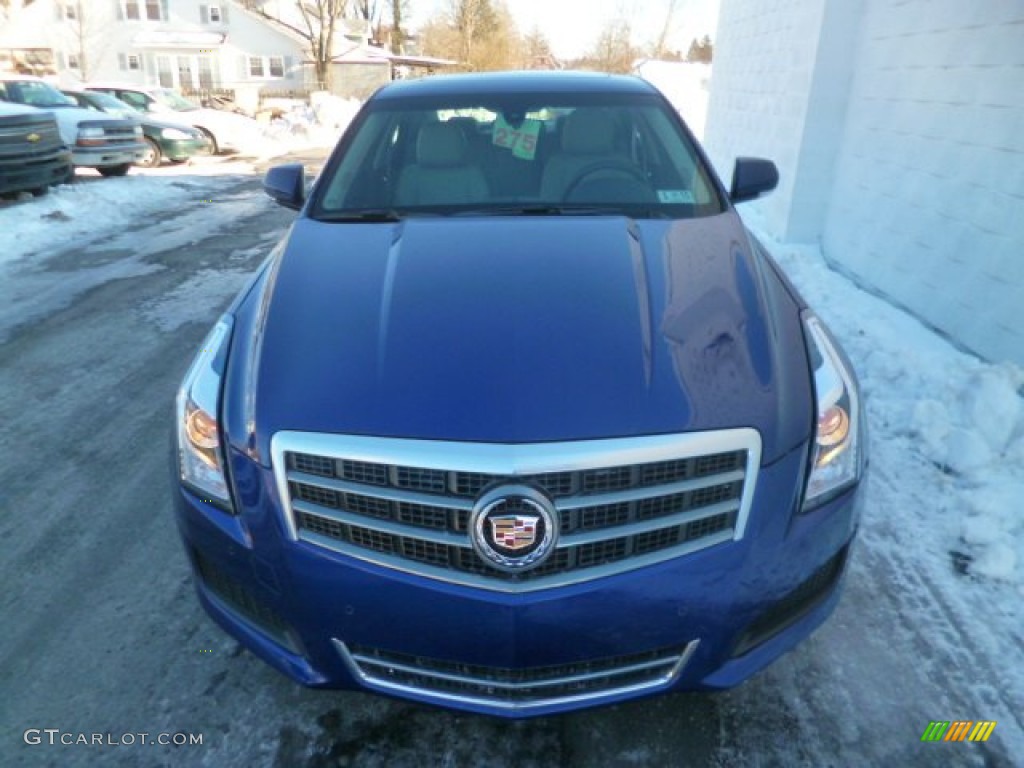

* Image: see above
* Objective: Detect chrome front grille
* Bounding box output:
[0,119,60,148]
[271,430,761,592]
[334,638,700,712]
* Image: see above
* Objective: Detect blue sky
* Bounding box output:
[410,0,721,59]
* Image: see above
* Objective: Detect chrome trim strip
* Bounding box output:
[557,498,739,548]
[288,470,476,512]
[297,528,736,592]
[333,638,700,713]
[292,499,470,547]
[349,653,679,692]
[554,468,746,511]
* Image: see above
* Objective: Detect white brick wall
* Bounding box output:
[823,0,1024,364]
[703,0,828,236]
[706,0,1024,365]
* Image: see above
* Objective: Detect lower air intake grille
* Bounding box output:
[335,638,700,712]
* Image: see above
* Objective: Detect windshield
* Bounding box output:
[0,80,76,108]
[154,88,200,111]
[87,91,140,115]
[313,92,724,220]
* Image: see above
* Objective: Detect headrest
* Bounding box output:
[561,110,617,154]
[417,122,468,167]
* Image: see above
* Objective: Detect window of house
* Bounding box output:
[248,57,264,77]
[124,0,140,20]
[66,53,80,69]
[127,54,141,70]
[64,4,77,20]
[209,5,222,23]
[145,0,161,20]
[269,56,284,78]
[156,56,173,88]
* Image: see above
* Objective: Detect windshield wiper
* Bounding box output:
[315,209,410,222]
[453,205,613,217]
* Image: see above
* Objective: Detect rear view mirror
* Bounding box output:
[730,158,779,203]
[264,164,305,210]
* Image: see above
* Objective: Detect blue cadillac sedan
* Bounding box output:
[173,71,865,717]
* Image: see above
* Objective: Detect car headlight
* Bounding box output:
[176,316,234,511]
[801,312,863,511]
[161,127,192,140]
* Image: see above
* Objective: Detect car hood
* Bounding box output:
[140,116,202,134]
[35,105,135,144]
[238,211,813,463]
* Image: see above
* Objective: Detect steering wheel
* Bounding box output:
[563,161,652,202]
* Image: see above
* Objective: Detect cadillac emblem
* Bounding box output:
[470,484,558,573]
[26,132,41,143]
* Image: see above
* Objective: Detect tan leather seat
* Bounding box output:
[396,122,489,206]
[540,109,633,200]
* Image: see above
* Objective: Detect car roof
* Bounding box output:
[85,82,157,91]
[372,70,660,102]
[0,73,47,82]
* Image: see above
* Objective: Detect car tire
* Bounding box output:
[197,128,218,155]
[98,164,131,177]
[136,138,162,168]
[30,186,50,197]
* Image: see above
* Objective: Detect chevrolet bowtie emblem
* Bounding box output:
[26,132,41,142]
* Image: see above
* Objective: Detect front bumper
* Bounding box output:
[72,143,147,168]
[157,136,211,161]
[173,444,861,717]
[0,146,71,194]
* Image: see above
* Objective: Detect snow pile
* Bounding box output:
[742,208,1024,590]
[240,92,362,159]
[635,61,712,140]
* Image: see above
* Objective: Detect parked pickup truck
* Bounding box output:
[0,75,146,177]
[0,101,71,196]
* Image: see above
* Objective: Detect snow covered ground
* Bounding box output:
[743,206,1024,595]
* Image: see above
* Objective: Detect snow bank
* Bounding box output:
[0,163,251,268]
[742,207,1024,590]
[237,92,362,160]
[635,61,712,140]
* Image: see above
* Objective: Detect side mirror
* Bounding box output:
[730,157,779,204]
[264,163,305,210]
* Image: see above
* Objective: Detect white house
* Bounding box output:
[705,0,1024,367]
[0,0,374,98]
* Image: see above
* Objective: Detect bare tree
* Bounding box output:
[421,0,520,71]
[390,0,409,55]
[353,0,385,44]
[652,0,679,58]
[66,0,105,80]
[584,18,636,74]
[295,0,349,90]
[521,25,553,68]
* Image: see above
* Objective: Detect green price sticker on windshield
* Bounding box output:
[492,116,541,160]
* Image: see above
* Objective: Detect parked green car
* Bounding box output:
[61,89,211,167]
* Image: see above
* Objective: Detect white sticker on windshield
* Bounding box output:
[657,189,695,203]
